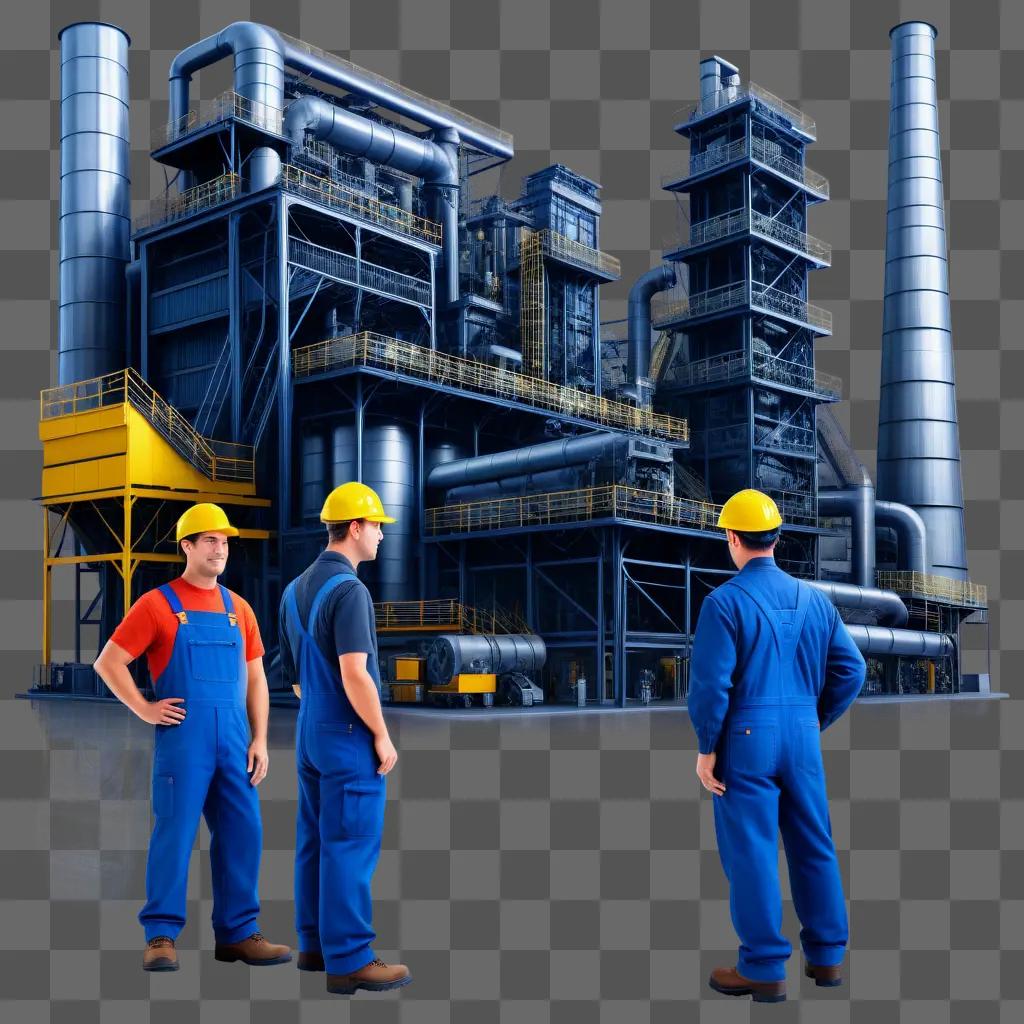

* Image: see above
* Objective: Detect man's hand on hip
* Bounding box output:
[696,752,726,796]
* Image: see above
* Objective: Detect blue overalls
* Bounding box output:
[138,584,262,944]
[281,569,387,976]
[688,558,865,982]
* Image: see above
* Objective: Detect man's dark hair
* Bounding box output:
[326,519,364,543]
[734,527,781,551]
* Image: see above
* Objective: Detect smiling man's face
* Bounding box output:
[183,532,230,579]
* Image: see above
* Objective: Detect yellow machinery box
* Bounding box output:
[389,682,424,703]
[429,673,497,694]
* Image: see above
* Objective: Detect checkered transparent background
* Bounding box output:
[1,0,1022,1019]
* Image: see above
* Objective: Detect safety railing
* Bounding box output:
[651,282,746,328]
[762,487,816,524]
[292,332,690,442]
[133,173,242,234]
[373,599,530,635]
[280,165,442,245]
[425,485,723,536]
[288,238,432,305]
[40,368,255,484]
[751,282,832,333]
[751,348,842,398]
[688,82,816,138]
[750,210,831,263]
[750,136,829,197]
[538,228,621,278]
[876,571,988,609]
[680,208,830,264]
[157,90,284,148]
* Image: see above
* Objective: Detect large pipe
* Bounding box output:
[878,22,968,580]
[58,22,132,386]
[806,580,908,629]
[875,499,928,575]
[285,96,460,304]
[168,22,284,190]
[428,432,627,491]
[446,467,580,504]
[626,263,676,395]
[846,624,955,659]
[817,486,876,588]
[168,22,512,181]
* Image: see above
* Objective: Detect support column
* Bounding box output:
[42,508,51,668]
[277,197,292,540]
[229,212,241,438]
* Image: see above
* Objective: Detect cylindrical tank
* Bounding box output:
[425,441,468,479]
[331,423,357,486]
[58,22,132,386]
[300,428,327,521]
[364,422,415,603]
[426,634,547,685]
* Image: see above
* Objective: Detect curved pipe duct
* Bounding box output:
[58,22,132,386]
[169,22,284,190]
[806,580,908,629]
[845,624,954,659]
[285,96,460,303]
[875,499,928,576]
[878,21,968,580]
[817,486,876,588]
[428,432,626,491]
[625,263,676,398]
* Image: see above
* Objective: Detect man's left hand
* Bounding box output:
[696,752,726,796]
[247,740,269,786]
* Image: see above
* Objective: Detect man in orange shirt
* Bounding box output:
[94,502,291,973]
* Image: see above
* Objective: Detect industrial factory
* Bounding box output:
[31,20,992,708]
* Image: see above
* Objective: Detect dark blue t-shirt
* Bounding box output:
[279,551,381,691]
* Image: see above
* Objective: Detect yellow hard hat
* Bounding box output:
[321,481,396,524]
[176,502,239,542]
[717,489,782,532]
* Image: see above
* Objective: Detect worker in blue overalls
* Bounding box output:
[94,502,291,972]
[279,481,411,996]
[688,489,866,1002]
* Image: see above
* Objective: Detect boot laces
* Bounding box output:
[147,937,173,949]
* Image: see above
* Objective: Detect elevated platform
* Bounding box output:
[292,332,689,444]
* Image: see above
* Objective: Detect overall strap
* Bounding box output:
[306,570,359,637]
[218,585,238,627]
[158,583,188,625]
[729,576,813,670]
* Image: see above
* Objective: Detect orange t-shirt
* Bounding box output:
[109,578,265,682]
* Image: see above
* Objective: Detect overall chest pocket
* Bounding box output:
[186,634,240,683]
[728,724,777,775]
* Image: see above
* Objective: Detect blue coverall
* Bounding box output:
[688,557,866,982]
[280,566,387,976]
[139,584,263,943]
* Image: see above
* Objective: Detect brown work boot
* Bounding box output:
[297,950,326,972]
[143,936,179,972]
[214,931,292,966]
[326,958,412,994]
[805,962,843,987]
[708,965,786,1003]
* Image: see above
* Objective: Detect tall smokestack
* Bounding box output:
[58,22,132,386]
[877,21,968,581]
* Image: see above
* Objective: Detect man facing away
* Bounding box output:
[688,489,866,1003]
[93,503,291,972]
[278,481,411,995]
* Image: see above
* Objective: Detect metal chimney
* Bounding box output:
[58,22,131,386]
[877,21,968,581]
